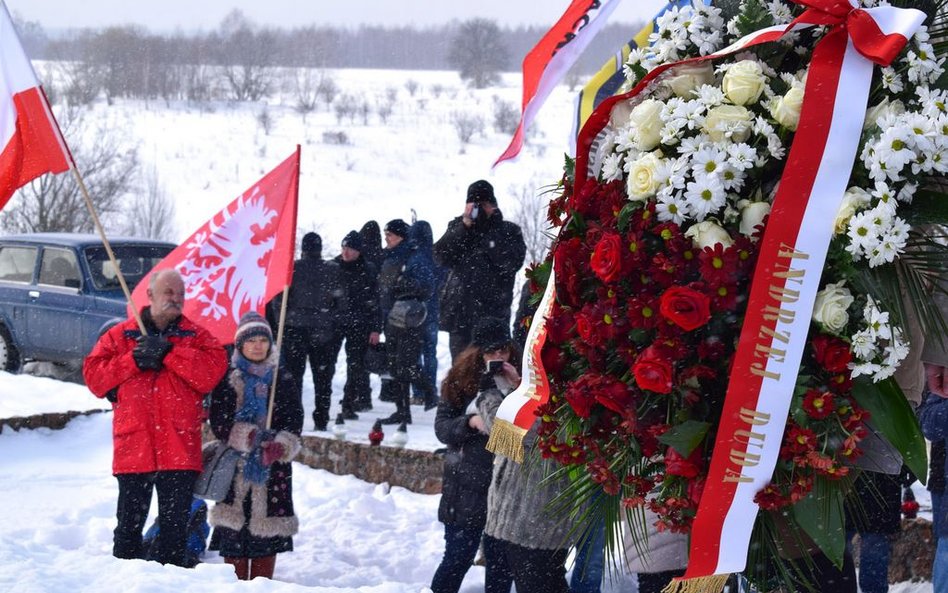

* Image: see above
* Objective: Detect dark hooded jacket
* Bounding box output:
[270,250,343,342]
[359,221,385,271]
[333,254,382,334]
[407,221,440,322]
[434,208,526,333]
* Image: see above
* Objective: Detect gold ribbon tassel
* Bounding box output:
[661,574,730,593]
[484,418,528,463]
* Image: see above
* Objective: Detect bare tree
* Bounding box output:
[0,105,138,233]
[509,179,555,267]
[404,79,419,97]
[293,68,318,119]
[450,110,485,152]
[216,10,275,102]
[447,19,509,89]
[316,72,339,109]
[125,164,176,240]
[57,60,103,106]
[257,106,273,135]
[492,95,519,134]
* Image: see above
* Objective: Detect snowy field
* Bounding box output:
[0,67,938,591]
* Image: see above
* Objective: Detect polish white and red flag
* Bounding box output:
[493,0,623,168]
[131,148,300,345]
[0,1,72,211]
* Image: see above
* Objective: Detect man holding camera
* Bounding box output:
[84,269,228,567]
[434,180,526,361]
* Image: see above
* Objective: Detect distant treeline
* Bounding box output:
[17,11,645,75]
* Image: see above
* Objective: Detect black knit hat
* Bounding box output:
[342,230,363,252]
[384,219,411,239]
[234,311,272,350]
[467,179,496,205]
[472,317,510,351]
[301,232,322,255]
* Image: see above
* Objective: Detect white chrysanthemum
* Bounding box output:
[695,84,725,107]
[864,299,893,341]
[897,182,917,204]
[766,0,793,23]
[691,145,728,178]
[720,165,746,191]
[905,44,944,85]
[916,86,947,117]
[846,210,880,258]
[850,328,876,360]
[851,361,882,379]
[615,124,641,154]
[879,67,904,94]
[601,153,624,182]
[727,143,757,171]
[684,174,726,220]
[656,192,691,224]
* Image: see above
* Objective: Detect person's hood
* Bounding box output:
[409,220,433,254]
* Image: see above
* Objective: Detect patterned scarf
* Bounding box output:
[234,355,275,484]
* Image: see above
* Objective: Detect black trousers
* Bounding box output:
[637,569,686,593]
[331,325,372,413]
[114,470,198,567]
[282,325,337,427]
[502,540,570,593]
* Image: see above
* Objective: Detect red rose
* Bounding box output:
[664,446,702,478]
[540,344,567,377]
[594,378,634,413]
[565,376,598,418]
[633,346,674,394]
[810,334,852,374]
[590,231,624,284]
[659,286,712,331]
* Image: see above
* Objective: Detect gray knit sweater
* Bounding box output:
[478,388,576,550]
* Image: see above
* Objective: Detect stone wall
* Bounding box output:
[0,409,106,433]
[296,435,443,495]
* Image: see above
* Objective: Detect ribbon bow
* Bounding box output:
[792,0,922,66]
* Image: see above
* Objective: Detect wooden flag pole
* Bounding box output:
[266,284,291,430]
[70,166,147,334]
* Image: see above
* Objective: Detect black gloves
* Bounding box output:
[132,335,172,371]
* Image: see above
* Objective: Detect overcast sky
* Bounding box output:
[8,0,667,32]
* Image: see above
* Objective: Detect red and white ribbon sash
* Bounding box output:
[486,270,558,462]
[685,2,923,578]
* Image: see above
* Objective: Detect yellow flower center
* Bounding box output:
[713,256,724,269]
[642,307,653,318]
[661,229,673,240]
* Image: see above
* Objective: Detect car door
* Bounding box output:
[0,244,39,358]
[26,247,87,361]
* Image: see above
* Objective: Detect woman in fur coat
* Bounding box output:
[208,312,303,580]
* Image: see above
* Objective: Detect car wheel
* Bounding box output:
[0,325,21,373]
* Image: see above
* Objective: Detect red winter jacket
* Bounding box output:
[84,310,228,475]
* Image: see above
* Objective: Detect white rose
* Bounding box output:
[812,282,854,334]
[833,187,872,234]
[664,63,715,98]
[703,104,753,143]
[739,201,771,237]
[863,98,905,130]
[722,60,767,105]
[626,152,666,201]
[684,220,733,250]
[770,86,805,131]
[628,99,664,151]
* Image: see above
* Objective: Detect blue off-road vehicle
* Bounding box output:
[0,233,175,374]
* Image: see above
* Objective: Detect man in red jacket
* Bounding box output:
[84,269,228,567]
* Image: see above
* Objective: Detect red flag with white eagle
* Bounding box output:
[131,148,300,345]
[0,1,72,210]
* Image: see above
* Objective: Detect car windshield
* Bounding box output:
[83,244,174,291]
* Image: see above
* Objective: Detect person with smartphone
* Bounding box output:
[434,180,526,361]
[430,317,521,593]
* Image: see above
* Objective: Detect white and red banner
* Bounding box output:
[486,270,558,462]
[131,148,300,346]
[493,0,623,168]
[0,0,72,211]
